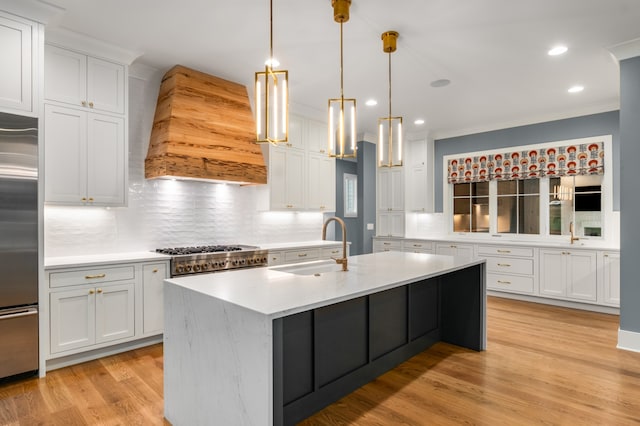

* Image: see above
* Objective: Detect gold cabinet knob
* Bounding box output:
[81,101,87,107]
[89,102,94,108]
[153,268,158,273]
[81,197,87,202]
[97,288,103,294]
[89,289,95,295]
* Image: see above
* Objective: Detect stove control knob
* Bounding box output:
[194,264,201,272]
[201,263,209,270]
[176,265,184,273]
[186,265,193,272]
[240,259,246,265]
[232,260,239,266]
[262,257,268,263]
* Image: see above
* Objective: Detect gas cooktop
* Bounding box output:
[156,244,268,277]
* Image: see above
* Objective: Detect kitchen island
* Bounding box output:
[163,251,486,426]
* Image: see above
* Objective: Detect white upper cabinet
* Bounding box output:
[378,167,404,211]
[45,44,125,114]
[307,119,327,154]
[308,153,336,211]
[0,11,39,116]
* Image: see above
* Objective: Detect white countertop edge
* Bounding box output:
[45,252,171,269]
[376,235,620,251]
[165,253,486,320]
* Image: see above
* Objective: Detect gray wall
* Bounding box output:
[358,141,377,254]
[433,111,620,212]
[335,159,360,255]
[620,56,640,333]
[332,141,377,255]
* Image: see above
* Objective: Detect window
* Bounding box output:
[497,179,540,234]
[452,182,489,233]
[549,175,602,237]
[344,173,357,217]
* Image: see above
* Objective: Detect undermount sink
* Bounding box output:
[271,259,353,276]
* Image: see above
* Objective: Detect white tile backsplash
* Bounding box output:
[44,68,323,257]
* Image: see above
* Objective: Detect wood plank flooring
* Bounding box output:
[1,297,639,425]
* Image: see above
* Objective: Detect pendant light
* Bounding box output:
[328,0,357,159]
[255,0,289,144]
[378,30,403,167]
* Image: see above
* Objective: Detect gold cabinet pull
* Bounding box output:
[298,253,308,257]
[89,289,95,295]
[153,268,158,273]
[85,273,106,280]
[497,263,511,267]
[497,249,511,253]
[413,244,422,248]
[331,250,339,254]
[450,245,457,248]
[383,242,391,245]
[497,280,511,285]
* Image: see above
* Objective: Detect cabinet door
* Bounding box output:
[44,44,87,108]
[566,251,597,301]
[269,148,287,209]
[87,113,125,205]
[389,168,404,211]
[539,250,565,298]
[602,252,620,306]
[285,149,305,209]
[455,244,475,260]
[50,288,95,353]
[378,169,392,211]
[407,166,427,212]
[0,12,33,114]
[308,153,335,211]
[307,119,327,154]
[143,263,167,335]
[377,212,404,237]
[44,105,88,204]
[287,115,305,150]
[95,283,135,344]
[436,243,458,257]
[87,56,125,114]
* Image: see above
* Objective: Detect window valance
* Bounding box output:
[447,141,604,183]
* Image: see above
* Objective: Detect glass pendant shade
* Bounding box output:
[328,0,357,159]
[328,97,357,158]
[255,67,288,143]
[378,116,402,167]
[255,0,288,144]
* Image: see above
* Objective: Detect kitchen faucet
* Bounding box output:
[322,217,348,271]
[569,221,579,244]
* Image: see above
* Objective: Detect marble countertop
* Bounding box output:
[165,251,485,319]
[44,251,171,269]
[254,240,347,250]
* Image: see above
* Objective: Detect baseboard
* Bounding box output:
[617,328,640,353]
[487,290,620,315]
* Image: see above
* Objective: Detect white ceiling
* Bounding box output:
[40,0,640,139]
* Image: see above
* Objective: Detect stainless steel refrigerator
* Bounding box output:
[0,111,39,380]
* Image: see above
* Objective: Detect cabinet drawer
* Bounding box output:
[284,249,320,263]
[322,246,343,259]
[268,251,283,266]
[486,257,533,275]
[49,266,135,288]
[487,274,534,294]
[402,240,434,251]
[478,246,533,257]
[374,240,402,252]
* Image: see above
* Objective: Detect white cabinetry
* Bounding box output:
[539,249,597,302]
[43,43,128,206]
[45,258,169,371]
[372,237,403,253]
[435,242,474,259]
[599,251,620,307]
[0,11,40,116]
[479,245,536,295]
[263,115,335,211]
[49,269,135,354]
[142,263,167,335]
[377,167,405,237]
[44,104,125,205]
[402,239,434,253]
[267,243,347,266]
[405,140,430,212]
[45,44,125,114]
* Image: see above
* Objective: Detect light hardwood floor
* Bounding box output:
[1,297,639,425]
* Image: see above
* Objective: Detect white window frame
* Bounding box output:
[442,135,613,243]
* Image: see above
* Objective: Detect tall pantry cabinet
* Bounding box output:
[43,40,131,206]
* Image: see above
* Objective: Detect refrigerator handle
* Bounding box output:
[0,308,38,320]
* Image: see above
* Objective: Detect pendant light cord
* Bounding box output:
[269,0,274,70]
[388,50,392,119]
[340,21,344,99]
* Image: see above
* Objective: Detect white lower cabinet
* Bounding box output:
[402,239,434,253]
[50,282,134,354]
[539,249,597,302]
[377,212,405,237]
[479,245,536,295]
[373,238,403,253]
[267,243,347,266]
[142,263,167,335]
[600,251,620,307]
[435,242,474,259]
[46,259,169,366]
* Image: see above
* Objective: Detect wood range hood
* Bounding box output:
[145,65,267,184]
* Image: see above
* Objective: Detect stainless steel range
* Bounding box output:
[156,245,268,277]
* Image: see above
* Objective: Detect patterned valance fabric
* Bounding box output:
[447,142,604,183]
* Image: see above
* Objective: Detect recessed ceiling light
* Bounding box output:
[568,85,584,93]
[365,99,377,106]
[430,79,450,88]
[414,119,425,125]
[548,46,568,56]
